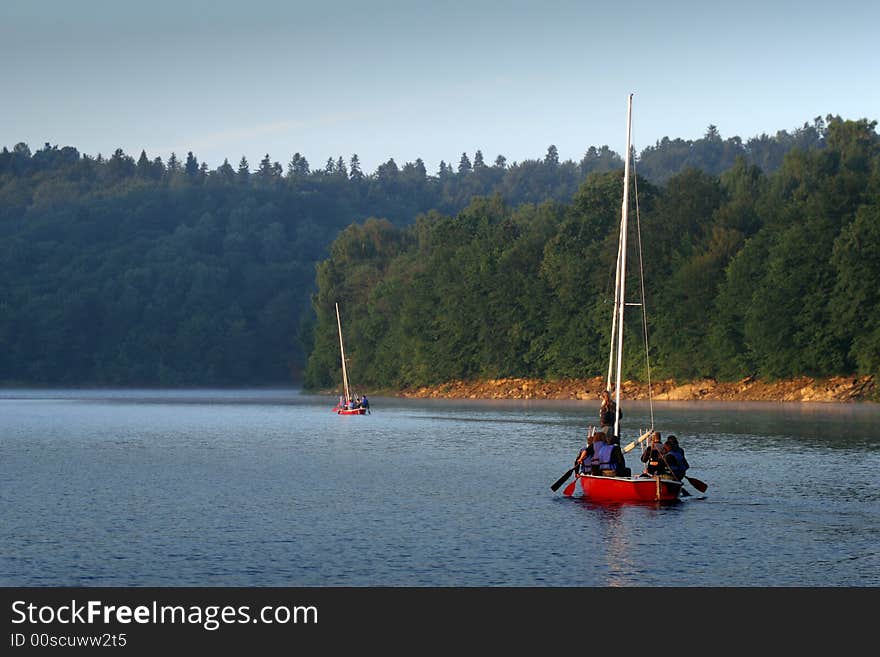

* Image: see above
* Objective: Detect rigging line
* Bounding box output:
[632,157,655,430]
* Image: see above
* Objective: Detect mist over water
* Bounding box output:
[2,390,877,586]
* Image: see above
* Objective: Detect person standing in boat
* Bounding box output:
[361,395,370,413]
[662,435,689,480]
[599,390,622,441]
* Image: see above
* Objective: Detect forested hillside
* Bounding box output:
[304,117,880,391]
[0,114,868,386]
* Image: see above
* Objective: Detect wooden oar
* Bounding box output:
[685,476,708,493]
[550,468,575,492]
[553,426,595,492]
[622,429,653,454]
[656,449,709,495]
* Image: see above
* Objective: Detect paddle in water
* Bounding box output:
[550,467,574,492]
[685,476,708,493]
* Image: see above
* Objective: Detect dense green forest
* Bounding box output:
[303,116,880,391]
[0,114,870,386]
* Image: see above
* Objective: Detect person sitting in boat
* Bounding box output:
[614,445,631,477]
[574,431,597,475]
[591,431,629,477]
[663,435,689,480]
[640,432,671,477]
[599,390,622,440]
[587,431,607,475]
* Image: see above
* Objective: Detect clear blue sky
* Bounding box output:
[3,0,877,174]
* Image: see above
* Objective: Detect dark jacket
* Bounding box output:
[640,445,669,475]
[664,446,689,479]
[600,402,621,429]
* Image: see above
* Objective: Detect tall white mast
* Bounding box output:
[606,216,624,390]
[613,93,634,439]
[335,302,351,402]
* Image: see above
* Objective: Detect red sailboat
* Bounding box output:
[550,94,703,503]
[332,301,368,416]
[577,471,683,503]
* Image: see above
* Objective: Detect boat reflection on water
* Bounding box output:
[573,496,693,586]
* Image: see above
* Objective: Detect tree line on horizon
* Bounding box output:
[303,117,880,395]
[0,114,875,387]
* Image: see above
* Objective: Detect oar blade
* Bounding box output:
[563,479,578,497]
[686,476,708,493]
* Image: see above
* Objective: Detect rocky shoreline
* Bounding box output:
[391,374,877,403]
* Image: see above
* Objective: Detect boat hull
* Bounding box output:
[578,474,682,502]
[336,407,367,415]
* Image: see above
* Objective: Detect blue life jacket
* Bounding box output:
[665,446,689,479]
[597,442,616,472]
[575,446,590,473]
[590,440,606,469]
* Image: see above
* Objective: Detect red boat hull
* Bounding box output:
[336,407,367,415]
[578,474,682,502]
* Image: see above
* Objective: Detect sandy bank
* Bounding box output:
[393,374,876,403]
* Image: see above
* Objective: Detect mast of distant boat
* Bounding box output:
[335,302,351,404]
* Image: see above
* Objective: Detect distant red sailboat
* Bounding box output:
[336,406,367,416]
[550,94,702,504]
[332,301,368,416]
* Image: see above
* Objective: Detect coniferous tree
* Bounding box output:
[217,158,235,184]
[136,150,151,177]
[237,156,250,184]
[107,148,135,182]
[288,152,309,177]
[185,151,199,177]
[349,154,363,180]
[257,154,276,184]
[335,156,347,178]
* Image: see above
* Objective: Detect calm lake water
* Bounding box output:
[1,389,877,587]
